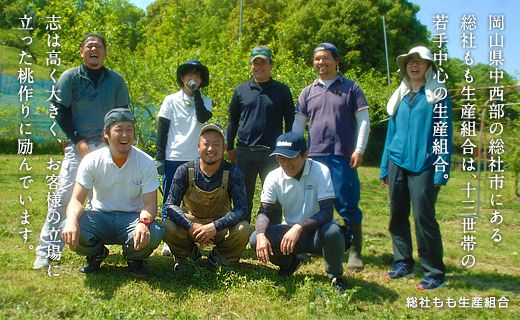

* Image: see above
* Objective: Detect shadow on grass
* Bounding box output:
[82,251,399,304]
[361,252,519,295]
[446,265,520,295]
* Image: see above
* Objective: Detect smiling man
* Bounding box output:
[61,109,164,277]
[226,46,295,224]
[293,43,371,271]
[33,33,130,270]
[250,132,347,294]
[162,124,249,270]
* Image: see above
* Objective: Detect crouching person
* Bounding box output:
[61,108,164,277]
[250,132,347,293]
[162,124,249,270]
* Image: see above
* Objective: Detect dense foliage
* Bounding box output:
[1,0,518,164]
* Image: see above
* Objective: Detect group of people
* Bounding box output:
[32,33,451,293]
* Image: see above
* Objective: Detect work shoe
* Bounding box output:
[416,277,446,291]
[385,262,414,280]
[127,260,148,277]
[207,251,232,271]
[32,256,50,270]
[331,276,347,294]
[173,249,202,271]
[80,247,109,274]
[161,243,172,256]
[347,224,363,271]
[297,253,312,264]
[278,256,301,276]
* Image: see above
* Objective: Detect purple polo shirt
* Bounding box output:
[296,75,368,158]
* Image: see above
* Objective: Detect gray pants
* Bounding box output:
[74,210,164,261]
[388,161,445,280]
[250,221,345,278]
[35,140,104,260]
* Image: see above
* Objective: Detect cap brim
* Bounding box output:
[270,149,300,158]
[251,55,271,62]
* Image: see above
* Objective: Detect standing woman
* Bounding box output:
[380,46,452,291]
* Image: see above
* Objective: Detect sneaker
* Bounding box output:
[278,256,301,276]
[127,260,148,277]
[32,256,50,270]
[331,276,347,294]
[385,262,414,280]
[80,247,109,274]
[416,277,446,291]
[161,243,172,256]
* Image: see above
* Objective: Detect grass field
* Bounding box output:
[1,154,518,319]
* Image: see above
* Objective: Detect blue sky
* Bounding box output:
[129,0,518,78]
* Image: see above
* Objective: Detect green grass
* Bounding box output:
[1,154,519,319]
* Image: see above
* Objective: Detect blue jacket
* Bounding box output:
[380,86,452,185]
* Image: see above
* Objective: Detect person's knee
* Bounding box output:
[148,222,165,249]
[321,222,344,243]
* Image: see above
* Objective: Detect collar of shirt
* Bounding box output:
[102,145,135,167]
[249,78,273,90]
[79,64,107,84]
[313,74,343,87]
[181,90,195,104]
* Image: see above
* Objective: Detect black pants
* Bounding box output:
[388,161,445,280]
[236,147,279,223]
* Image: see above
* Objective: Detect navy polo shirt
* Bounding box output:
[227,78,295,150]
[296,75,368,158]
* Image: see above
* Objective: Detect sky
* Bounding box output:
[128,0,519,78]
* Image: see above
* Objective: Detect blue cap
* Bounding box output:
[313,42,339,58]
[270,132,307,158]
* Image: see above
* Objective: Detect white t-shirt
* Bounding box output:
[158,90,212,161]
[76,146,159,213]
[261,159,335,225]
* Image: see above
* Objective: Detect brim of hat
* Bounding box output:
[251,55,271,62]
[177,63,210,87]
[396,51,435,78]
[270,149,300,158]
[200,126,225,140]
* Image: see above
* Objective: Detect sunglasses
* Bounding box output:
[251,48,271,57]
[105,109,135,127]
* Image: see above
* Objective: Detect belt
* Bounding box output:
[236,145,271,152]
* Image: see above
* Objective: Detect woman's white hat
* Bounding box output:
[396,46,435,78]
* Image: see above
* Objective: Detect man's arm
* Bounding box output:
[282,85,295,132]
[166,165,193,230]
[193,90,212,123]
[61,182,89,249]
[133,190,157,251]
[155,117,170,175]
[350,108,370,169]
[255,202,275,263]
[226,89,241,162]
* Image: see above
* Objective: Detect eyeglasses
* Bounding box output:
[251,48,271,57]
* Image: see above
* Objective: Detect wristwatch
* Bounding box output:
[138,217,151,226]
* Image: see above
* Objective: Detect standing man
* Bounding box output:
[163,124,249,270]
[62,109,163,276]
[293,43,370,271]
[33,34,130,270]
[227,46,295,223]
[250,132,347,294]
